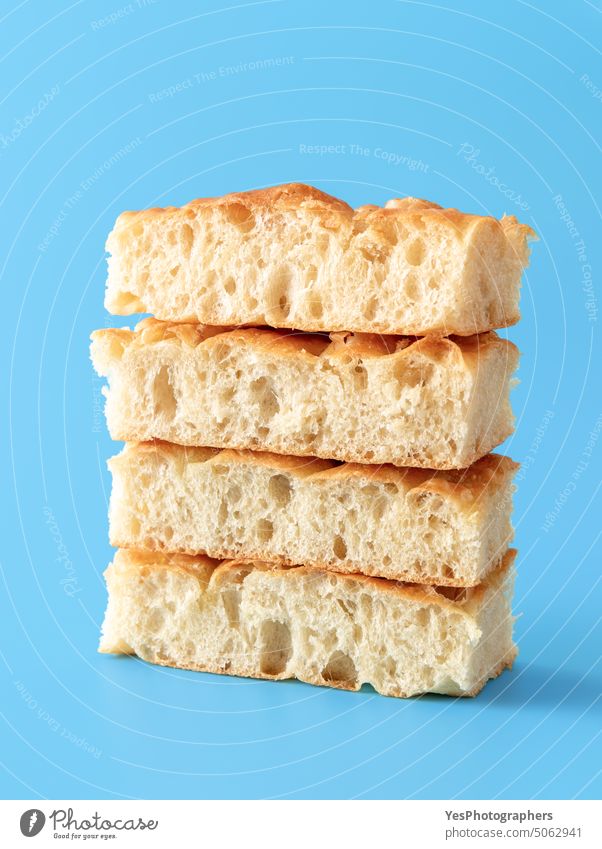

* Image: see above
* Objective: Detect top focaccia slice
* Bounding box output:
[105,183,535,336]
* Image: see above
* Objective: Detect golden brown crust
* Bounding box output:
[110,548,516,612]
[112,183,354,229]
[120,440,333,475]
[111,182,536,243]
[107,430,512,474]
[117,441,517,509]
[91,317,516,366]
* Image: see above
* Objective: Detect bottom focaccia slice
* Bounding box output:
[100,549,517,698]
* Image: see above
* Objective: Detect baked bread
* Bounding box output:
[104,183,534,336]
[100,549,517,698]
[109,443,517,586]
[90,319,519,470]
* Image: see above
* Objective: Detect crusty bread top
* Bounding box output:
[109,548,517,614]
[109,182,535,246]
[114,441,518,507]
[91,317,518,369]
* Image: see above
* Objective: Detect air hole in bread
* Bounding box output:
[363,296,377,321]
[380,221,400,246]
[321,650,357,687]
[265,265,293,321]
[333,535,347,560]
[393,361,432,392]
[404,272,419,300]
[383,655,397,677]
[213,343,230,364]
[382,555,391,566]
[415,607,429,627]
[224,276,236,295]
[221,588,241,627]
[268,474,292,507]
[336,598,356,617]
[309,296,323,319]
[181,223,194,258]
[146,607,165,631]
[223,202,255,232]
[406,238,426,266]
[250,376,280,420]
[372,497,386,521]
[152,365,177,419]
[359,593,372,615]
[256,518,274,543]
[384,482,399,495]
[259,620,292,675]
[227,484,242,504]
[219,386,235,404]
[353,365,367,390]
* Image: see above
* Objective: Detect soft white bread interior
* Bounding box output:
[109,443,517,586]
[100,549,517,698]
[90,319,519,470]
[104,183,534,336]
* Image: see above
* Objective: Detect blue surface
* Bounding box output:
[1,0,601,800]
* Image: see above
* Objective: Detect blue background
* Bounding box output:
[1,0,600,800]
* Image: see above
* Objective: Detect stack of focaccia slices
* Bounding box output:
[92,182,535,698]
